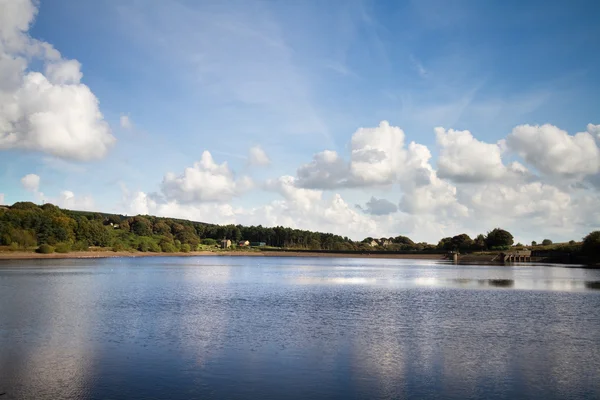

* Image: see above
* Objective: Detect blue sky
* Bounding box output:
[1,0,599,243]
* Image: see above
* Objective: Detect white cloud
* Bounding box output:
[161,150,253,203]
[295,121,414,188]
[358,197,398,216]
[120,114,133,130]
[398,143,468,218]
[44,59,82,84]
[54,190,94,210]
[296,150,350,188]
[120,120,600,243]
[350,121,407,186]
[248,145,270,166]
[20,173,40,192]
[251,176,378,236]
[468,182,571,221]
[0,0,115,161]
[505,124,600,178]
[435,127,527,182]
[588,124,600,142]
[18,172,93,210]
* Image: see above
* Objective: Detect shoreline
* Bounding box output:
[0,250,446,261]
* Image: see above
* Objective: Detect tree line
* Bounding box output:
[0,202,598,261]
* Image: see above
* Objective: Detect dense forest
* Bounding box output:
[0,202,598,261]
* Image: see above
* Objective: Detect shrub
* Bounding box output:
[112,242,125,252]
[36,244,55,254]
[72,241,89,251]
[8,242,19,251]
[201,238,217,246]
[180,243,191,253]
[160,242,177,253]
[138,241,150,252]
[55,243,72,253]
[149,242,161,252]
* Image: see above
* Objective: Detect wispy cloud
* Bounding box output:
[409,54,428,78]
[117,0,334,147]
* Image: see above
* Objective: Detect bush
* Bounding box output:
[55,243,72,253]
[160,242,177,253]
[180,243,191,253]
[149,242,161,253]
[201,238,217,246]
[8,242,19,251]
[542,239,553,246]
[72,241,89,251]
[36,244,55,254]
[112,242,125,252]
[138,241,150,252]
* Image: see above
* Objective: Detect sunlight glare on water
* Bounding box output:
[0,256,599,399]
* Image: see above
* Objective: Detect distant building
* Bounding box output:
[250,241,266,247]
[238,240,250,247]
[369,240,378,247]
[221,239,231,249]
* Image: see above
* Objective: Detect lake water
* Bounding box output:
[1,257,599,399]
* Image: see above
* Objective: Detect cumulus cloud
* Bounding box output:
[124,120,600,243]
[54,190,94,210]
[469,182,571,220]
[254,175,378,235]
[436,127,527,182]
[295,121,419,188]
[0,0,115,161]
[20,173,40,192]
[248,145,270,166]
[295,121,468,218]
[357,197,398,215]
[588,123,600,139]
[296,150,350,188]
[349,121,407,185]
[120,114,133,130]
[161,151,253,203]
[505,124,600,178]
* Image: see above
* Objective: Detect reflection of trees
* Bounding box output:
[584,281,600,290]
[487,279,514,287]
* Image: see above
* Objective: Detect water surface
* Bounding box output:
[1,257,599,399]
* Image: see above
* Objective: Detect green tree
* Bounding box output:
[10,228,38,249]
[474,234,486,251]
[582,231,600,260]
[531,241,537,246]
[451,234,473,252]
[130,216,152,237]
[541,239,553,246]
[485,228,514,248]
[437,237,453,251]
